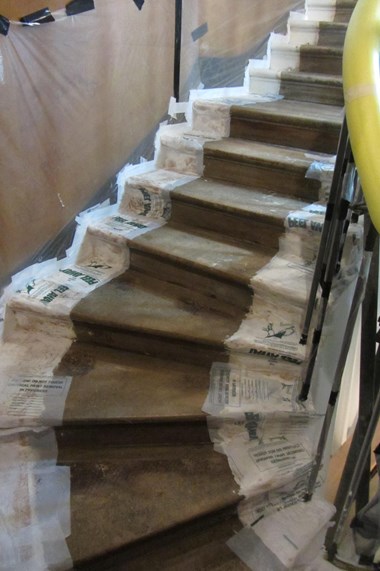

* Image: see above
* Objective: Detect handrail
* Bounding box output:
[343,0,380,233]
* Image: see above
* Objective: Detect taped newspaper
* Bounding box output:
[226,295,307,364]
[238,463,325,526]
[251,254,315,308]
[0,334,73,427]
[202,362,311,416]
[209,412,320,497]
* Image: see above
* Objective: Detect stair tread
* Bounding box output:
[172,178,307,226]
[319,21,348,30]
[300,45,343,56]
[71,275,244,347]
[131,220,275,284]
[230,99,343,126]
[281,70,343,85]
[66,444,239,564]
[108,514,248,571]
[59,343,209,424]
[204,138,330,168]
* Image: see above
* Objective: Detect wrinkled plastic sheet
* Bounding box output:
[228,498,335,571]
[0,428,71,571]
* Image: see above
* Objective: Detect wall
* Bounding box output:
[0,0,174,285]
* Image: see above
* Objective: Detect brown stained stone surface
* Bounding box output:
[57,343,209,424]
[66,444,240,565]
[299,45,343,76]
[204,138,331,171]
[230,99,343,127]
[230,99,342,154]
[280,71,344,106]
[71,275,244,348]
[129,221,273,286]
[318,22,347,48]
[80,513,248,570]
[172,178,308,224]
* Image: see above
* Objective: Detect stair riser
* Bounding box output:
[73,507,240,571]
[230,116,339,154]
[74,323,229,366]
[318,26,347,47]
[203,157,320,201]
[170,201,283,250]
[56,423,210,456]
[280,77,344,106]
[128,250,252,313]
[334,7,355,23]
[299,51,342,76]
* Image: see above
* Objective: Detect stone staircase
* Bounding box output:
[0,1,359,569]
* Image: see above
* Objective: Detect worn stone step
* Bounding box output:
[299,45,343,75]
[318,21,348,47]
[71,273,246,364]
[334,0,357,23]
[128,223,273,310]
[81,510,249,571]
[230,99,342,153]
[60,444,239,567]
[287,17,347,48]
[280,71,344,106]
[54,343,212,446]
[76,511,247,571]
[170,178,308,249]
[203,138,326,201]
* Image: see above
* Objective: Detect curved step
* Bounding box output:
[128,223,273,310]
[62,443,239,567]
[300,45,343,75]
[318,21,348,47]
[170,178,308,248]
[71,274,247,364]
[59,342,209,423]
[203,138,328,200]
[280,71,343,105]
[230,99,342,153]
[76,512,247,570]
[334,0,357,23]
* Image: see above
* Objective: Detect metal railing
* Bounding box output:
[296,0,380,564]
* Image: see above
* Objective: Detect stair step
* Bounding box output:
[318,21,348,47]
[55,342,211,445]
[203,138,326,201]
[334,0,357,23]
[288,17,347,48]
[128,223,273,310]
[77,511,247,570]
[170,178,308,248]
[230,99,342,153]
[299,45,343,75]
[71,274,246,364]
[62,444,239,566]
[280,71,344,105]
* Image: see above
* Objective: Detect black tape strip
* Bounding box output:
[329,390,339,406]
[0,14,10,36]
[20,7,55,25]
[66,0,95,16]
[191,22,208,42]
[133,0,145,9]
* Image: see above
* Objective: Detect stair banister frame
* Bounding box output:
[343,0,380,233]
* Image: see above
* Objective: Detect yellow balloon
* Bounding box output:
[343,0,380,233]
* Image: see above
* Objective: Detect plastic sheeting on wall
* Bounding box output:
[0,0,174,287]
